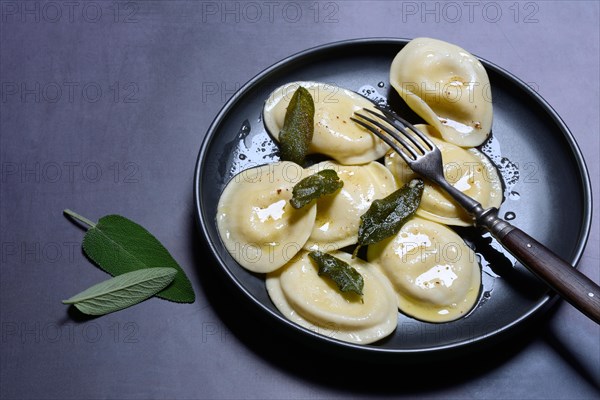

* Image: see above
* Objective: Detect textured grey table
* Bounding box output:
[1,1,598,399]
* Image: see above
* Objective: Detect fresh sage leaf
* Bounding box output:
[63,267,177,315]
[308,251,363,296]
[279,86,315,165]
[64,209,195,303]
[354,178,424,257]
[290,169,343,209]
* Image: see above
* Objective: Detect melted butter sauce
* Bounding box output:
[394,232,432,259]
[346,81,522,315]
[253,199,286,223]
[358,85,387,105]
[318,222,330,232]
[218,119,280,181]
[439,117,474,134]
[222,80,523,320]
[479,134,520,201]
[415,264,458,289]
[453,173,472,191]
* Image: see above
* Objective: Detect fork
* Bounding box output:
[352,107,600,324]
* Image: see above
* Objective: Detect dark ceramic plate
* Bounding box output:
[193,38,592,360]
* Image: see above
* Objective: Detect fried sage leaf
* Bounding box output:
[309,251,364,296]
[290,169,343,209]
[355,178,424,255]
[278,86,315,165]
[63,267,177,315]
[63,210,195,303]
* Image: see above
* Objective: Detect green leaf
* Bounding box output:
[355,179,424,256]
[63,267,177,315]
[290,169,343,209]
[279,87,315,165]
[64,210,195,303]
[308,251,364,296]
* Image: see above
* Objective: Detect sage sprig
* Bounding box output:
[354,179,424,257]
[278,87,315,165]
[64,209,195,303]
[309,251,364,296]
[290,169,343,209]
[63,268,177,315]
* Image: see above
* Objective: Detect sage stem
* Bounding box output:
[63,209,97,229]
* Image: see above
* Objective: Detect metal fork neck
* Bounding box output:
[476,207,515,238]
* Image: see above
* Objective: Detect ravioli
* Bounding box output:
[303,161,397,251]
[390,37,493,147]
[385,124,502,226]
[263,81,389,164]
[266,251,398,344]
[367,217,481,322]
[216,162,316,273]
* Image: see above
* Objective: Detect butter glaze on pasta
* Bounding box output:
[390,37,493,147]
[303,160,398,251]
[385,125,502,226]
[263,81,389,164]
[266,251,398,344]
[367,217,481,322]
[217,162,316,273]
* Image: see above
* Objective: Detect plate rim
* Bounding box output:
[193,37,593,357]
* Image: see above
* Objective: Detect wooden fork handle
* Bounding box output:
[495,227,600,324]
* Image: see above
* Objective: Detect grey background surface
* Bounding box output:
[1,1,598,399]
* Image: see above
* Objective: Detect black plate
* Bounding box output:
[193,38,592,360]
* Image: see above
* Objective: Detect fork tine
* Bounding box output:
[373,105,436,151]
[361,108,426,154]
[350,116,413,163]
[350,114,411,159]
[362,108,433,155]
[351,112,418,161]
